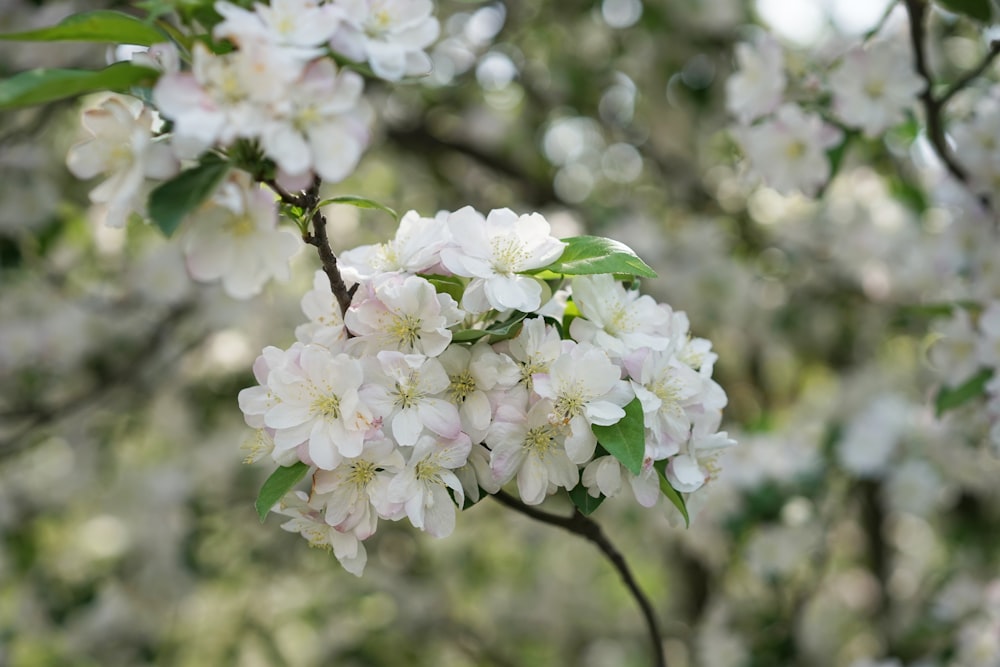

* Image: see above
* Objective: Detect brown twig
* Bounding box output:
[903,0,1000,209]
[490,489,667,667]
[265,178,355,317]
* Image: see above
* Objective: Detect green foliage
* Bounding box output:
[935,0,993,22]
[255,462,310,522]
[451,311,528,343]
[591,397,645,476]
[0,63,160,110]
[148,157,231,237]
[315,195,399,220]
[652,460,690,527]
[424,275,465,303]
[935,368,994,417]
[541,236,658,278]
[0,10,167,46]
[569,484,605,515]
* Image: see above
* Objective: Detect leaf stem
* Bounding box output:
[490,490,667,667]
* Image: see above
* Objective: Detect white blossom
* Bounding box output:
[66,94,178,227]
[569,274,673,356]
[734,104,842,196]
[388,433,471,537]
[828,39,923,139]
[182,173,300,299]
[329,0,440,80]
[440,206,566,314]
[725,34,786,124]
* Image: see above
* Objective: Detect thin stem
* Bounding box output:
[490,490,666,667]
[265,179,356,317]
[939,40,1000,107]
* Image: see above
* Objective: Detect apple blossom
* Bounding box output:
[725,34,786,124]
[440,206,566,314]
[388,433,471,537]
[66,94,178,228]
[182,173,300,299]
[329,0,440,80]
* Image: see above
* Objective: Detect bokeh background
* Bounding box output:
[2,1,1000,666]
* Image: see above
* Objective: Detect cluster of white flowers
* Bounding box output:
[238,208,732,575]
[726,31,923,196]
[65,0,441,300]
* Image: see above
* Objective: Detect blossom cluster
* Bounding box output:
[726,30,924,196]
[65,0,440,298]
[238,208,733,575]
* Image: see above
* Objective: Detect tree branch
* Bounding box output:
[490,490,667,667]
[265,178,356,317]
[903,0,999,210]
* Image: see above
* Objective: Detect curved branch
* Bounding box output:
[903,0,999,210]
[490,490,667,667]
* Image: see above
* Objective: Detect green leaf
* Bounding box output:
[569,484,605,515]
[315,195,398,220]
[653,460,690,527]
[935,368,994,417]
[542,236,657,278]
[451,311,528,343]
[0,10,167,45]
[424,275,465,303]
[935,0,992,22]
[0,63,160,110]
[148,157,230,236]
[255,461,309,522]
[591,397,645,476]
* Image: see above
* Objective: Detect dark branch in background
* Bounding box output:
[903,0,1000,206]
[265,178,356,317]
[490,490,667,667]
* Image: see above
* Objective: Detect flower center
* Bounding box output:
[390,314,423,349]
[524,424,557,459]
[347,459,377,488]
[449,371,477,403]
[394,377,423,409]
[491,236,529,275]
[414,458,442,484]
[784,140,806,161]
[223,213,257,238]
[312,394,342,419]
[552,384,586,424]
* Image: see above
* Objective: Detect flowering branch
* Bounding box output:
[266,178,356,317]
[490,489,667,667]
[903,0,1000,199]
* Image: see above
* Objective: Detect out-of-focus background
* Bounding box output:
[2,1,1000,666]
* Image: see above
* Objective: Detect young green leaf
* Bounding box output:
[543,236,657,278]
[935,0,992,22]
[0,63,160,110]
[148,157,230,236]
[652,459,690,527]
[935,368,994,417]
[0,10,167,45]
[591,397,646,476]
[424,275,465,303]
[315,195,398,220]
[451,311,528,343]
[569,484,605,515]
[255,461,310,522]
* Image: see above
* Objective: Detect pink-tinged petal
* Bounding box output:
[418,399,462,439]
[517,455,548,505]
[587,400,626,426]
[264,402,312,429]
[392,408,424,446]
[595,457,623,496]
[486,275,541,312]
[548,452,580,490]
[435,433,472,469]
[667,455,705,493]
[489,441,526,485]
[630,469,660,508]
[462,390,492,432]
[422,485,457,537]
[309,120,366,183]
[308,424,341,470]
[564,421,597,464]
[262,122,312,176]
[66,139,112,179]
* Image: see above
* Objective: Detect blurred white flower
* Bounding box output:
[329,0,440,80]
[725,34,786,124]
